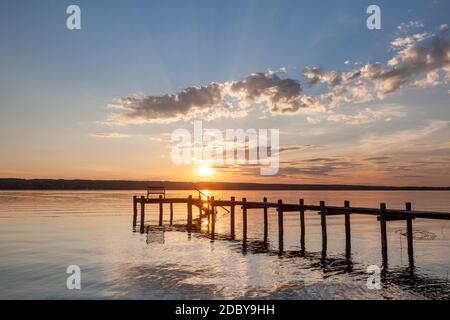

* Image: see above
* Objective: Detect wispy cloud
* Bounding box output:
[279,145,315,153]
[364,156,391,161]
[89,133,130,139]
[328,105,407,124]
[359,120,449,153]
[306,104,407,125]
[396,20,425,34]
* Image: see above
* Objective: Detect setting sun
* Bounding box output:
[198,165,213,177]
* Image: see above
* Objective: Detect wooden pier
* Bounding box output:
[132,194,450,268]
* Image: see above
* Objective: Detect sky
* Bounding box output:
[0,0,449,186]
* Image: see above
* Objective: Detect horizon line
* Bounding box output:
[0,178,449,190]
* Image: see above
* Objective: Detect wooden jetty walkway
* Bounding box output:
[132,191,450,268]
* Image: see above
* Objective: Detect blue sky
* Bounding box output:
[0,0,449,185]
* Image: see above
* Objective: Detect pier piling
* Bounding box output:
[187,195,193,232]
[198,198,202,223]
[299,198,305,253]
[380,203,388,267]
[133,196,138,228]
[230,196,235,240]
[211,196,215,240]
[170,202,174,226]
[344,200,351,258]
[278,200,284,254]
[242,198,247,251]
[406,202,414,264]
[206,196,210,233]
[140,196,145,234]
[320,201,327,255]
[263,197,268,243]
[159,195,163,226]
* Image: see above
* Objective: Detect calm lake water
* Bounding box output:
[0,190,450,300]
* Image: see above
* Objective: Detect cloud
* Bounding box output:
[205,141,449,182]
[303,67,341,87]
[104,24,450,125]
[278,145,315,153]
[396,20,425,34]
[276,158,361,177]
[374,28,449,96]
[278,165,335,176]
[304,104,406,125]
[107,83,225,124]
[306,116,321,124]
[324,81,374,108]
[303,157,339,162]
[359,120,449,153]
[266,66,288,75]
[328,27,449,105]
[390,32,430,49]
[228,72,306,114]
[364,156,391,161]
[322,25,450,105]
[411,70,440,88]
[106,72,320,124]
[326,105,407,124]
[90,133,130,139]
[393,174,425,179]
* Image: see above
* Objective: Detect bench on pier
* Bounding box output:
[147,186,166,199]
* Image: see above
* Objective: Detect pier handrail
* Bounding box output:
[194,188,230,214]
[195,188,209,198]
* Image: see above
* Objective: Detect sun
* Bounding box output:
[198,165,213,177]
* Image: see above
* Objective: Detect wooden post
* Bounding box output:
[242,198,247,244]
[140,196,145,234]
[262,198,268,243]
[278,200,284,254]
[230,196,235,240]
[344,200,351,258]
[379,203,388,268]
[320,201,327,254]
[299,198,305,253]
[206,196,210,233]
[198,195,202,225]
[132,196,138,228]
[406,202,414,265]
[169,202,174,226]
[158,195,163,226]
[210,196,215,240]
[187,195,193,232]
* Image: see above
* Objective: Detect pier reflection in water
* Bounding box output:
[145,223,450,300]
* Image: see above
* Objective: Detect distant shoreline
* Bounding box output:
[0,179,448,191]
